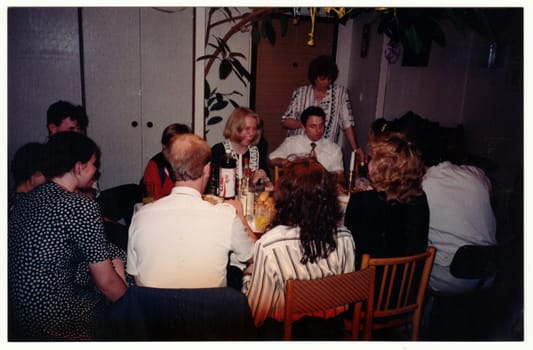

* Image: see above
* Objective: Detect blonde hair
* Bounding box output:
[368,132,425,204]
[166,134,211,181]
[223,107,262,146]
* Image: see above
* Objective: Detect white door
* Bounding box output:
[83,7,194,190]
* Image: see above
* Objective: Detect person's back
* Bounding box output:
[423,161,497,294]
[344,132,429,266]
[128,188,247,288]
[345,189,429,266]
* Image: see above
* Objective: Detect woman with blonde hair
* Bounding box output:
[344,131,429,267]
[210,107,272,192]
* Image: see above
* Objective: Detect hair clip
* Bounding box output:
[380,123,388,133]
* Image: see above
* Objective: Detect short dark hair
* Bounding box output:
[370,118,390,137]
[161,123,192,147]
[11,142,46,185]
[43,132,100,178]
[46,100,89,130]
[392,111,442,166]
[300,106,326,126]
[308,55,339,85]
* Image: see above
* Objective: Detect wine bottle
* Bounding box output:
[219,151,236,199]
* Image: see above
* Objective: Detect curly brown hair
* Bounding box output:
[271,157,340,264]
[368,132,425,204]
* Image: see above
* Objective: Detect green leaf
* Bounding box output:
[223,7,233,20]
[204,80,211,99]
[261,18,276,46]
[219,59,232,79]
[207,116,223,126]
[231,59,252,82]
[229,99,240,109]
[197,54,216,61]
[211,100,228,111]
[229,52,246,59]
[215,36,231,57]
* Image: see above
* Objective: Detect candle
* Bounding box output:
[238,153,243,179]
[349,151,355,172]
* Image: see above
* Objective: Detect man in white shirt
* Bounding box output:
[269,106,344,174]
[423,161,497,294]
[127,133,254,288]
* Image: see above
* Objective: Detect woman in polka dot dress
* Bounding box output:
[8,132,128,340]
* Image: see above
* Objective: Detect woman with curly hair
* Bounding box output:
[242,158,356,337]
[344,131,429,267]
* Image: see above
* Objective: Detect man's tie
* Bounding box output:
[310,142,317,158]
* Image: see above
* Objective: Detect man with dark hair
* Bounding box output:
[391,111,497,295]
[9,142,47,210]
[46,100,98,197]
[270,106,344,174]
[46,100,89,135]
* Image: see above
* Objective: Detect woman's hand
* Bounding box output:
[252,169,268,184]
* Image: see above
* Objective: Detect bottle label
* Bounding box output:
[219,168,236,199]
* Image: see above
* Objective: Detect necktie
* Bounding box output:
[310,142,317,158]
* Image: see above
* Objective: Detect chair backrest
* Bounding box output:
[102,286,253,340]
[450,244,501,292]
[274,165,284,183]
[284,267,376,340]
[360,246,436,340]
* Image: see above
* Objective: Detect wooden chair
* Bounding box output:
[358,246,436,340]
[283,267,376,340]
[273,165,284,183]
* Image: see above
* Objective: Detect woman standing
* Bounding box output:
[281,55,358,151]
[211,107,272,192]
[344,132,429,267]
[243,158,356,334]
[9,132,127,340]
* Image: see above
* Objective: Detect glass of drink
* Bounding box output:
[254,205,270,233]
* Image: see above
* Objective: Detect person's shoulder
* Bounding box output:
[257,225,298,246]
[294,85,311,92]
[348,190,383,210]
[321,137,341,149]
[211,142,225,152]
[212,202,238,216]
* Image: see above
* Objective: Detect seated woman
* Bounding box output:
[142,123,191,200]
[210,107,272,193]
[8,132,128,340]
[344,131,429,267]
[242,158,356,337]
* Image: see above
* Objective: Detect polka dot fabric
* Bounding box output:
[9,182,110,340]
